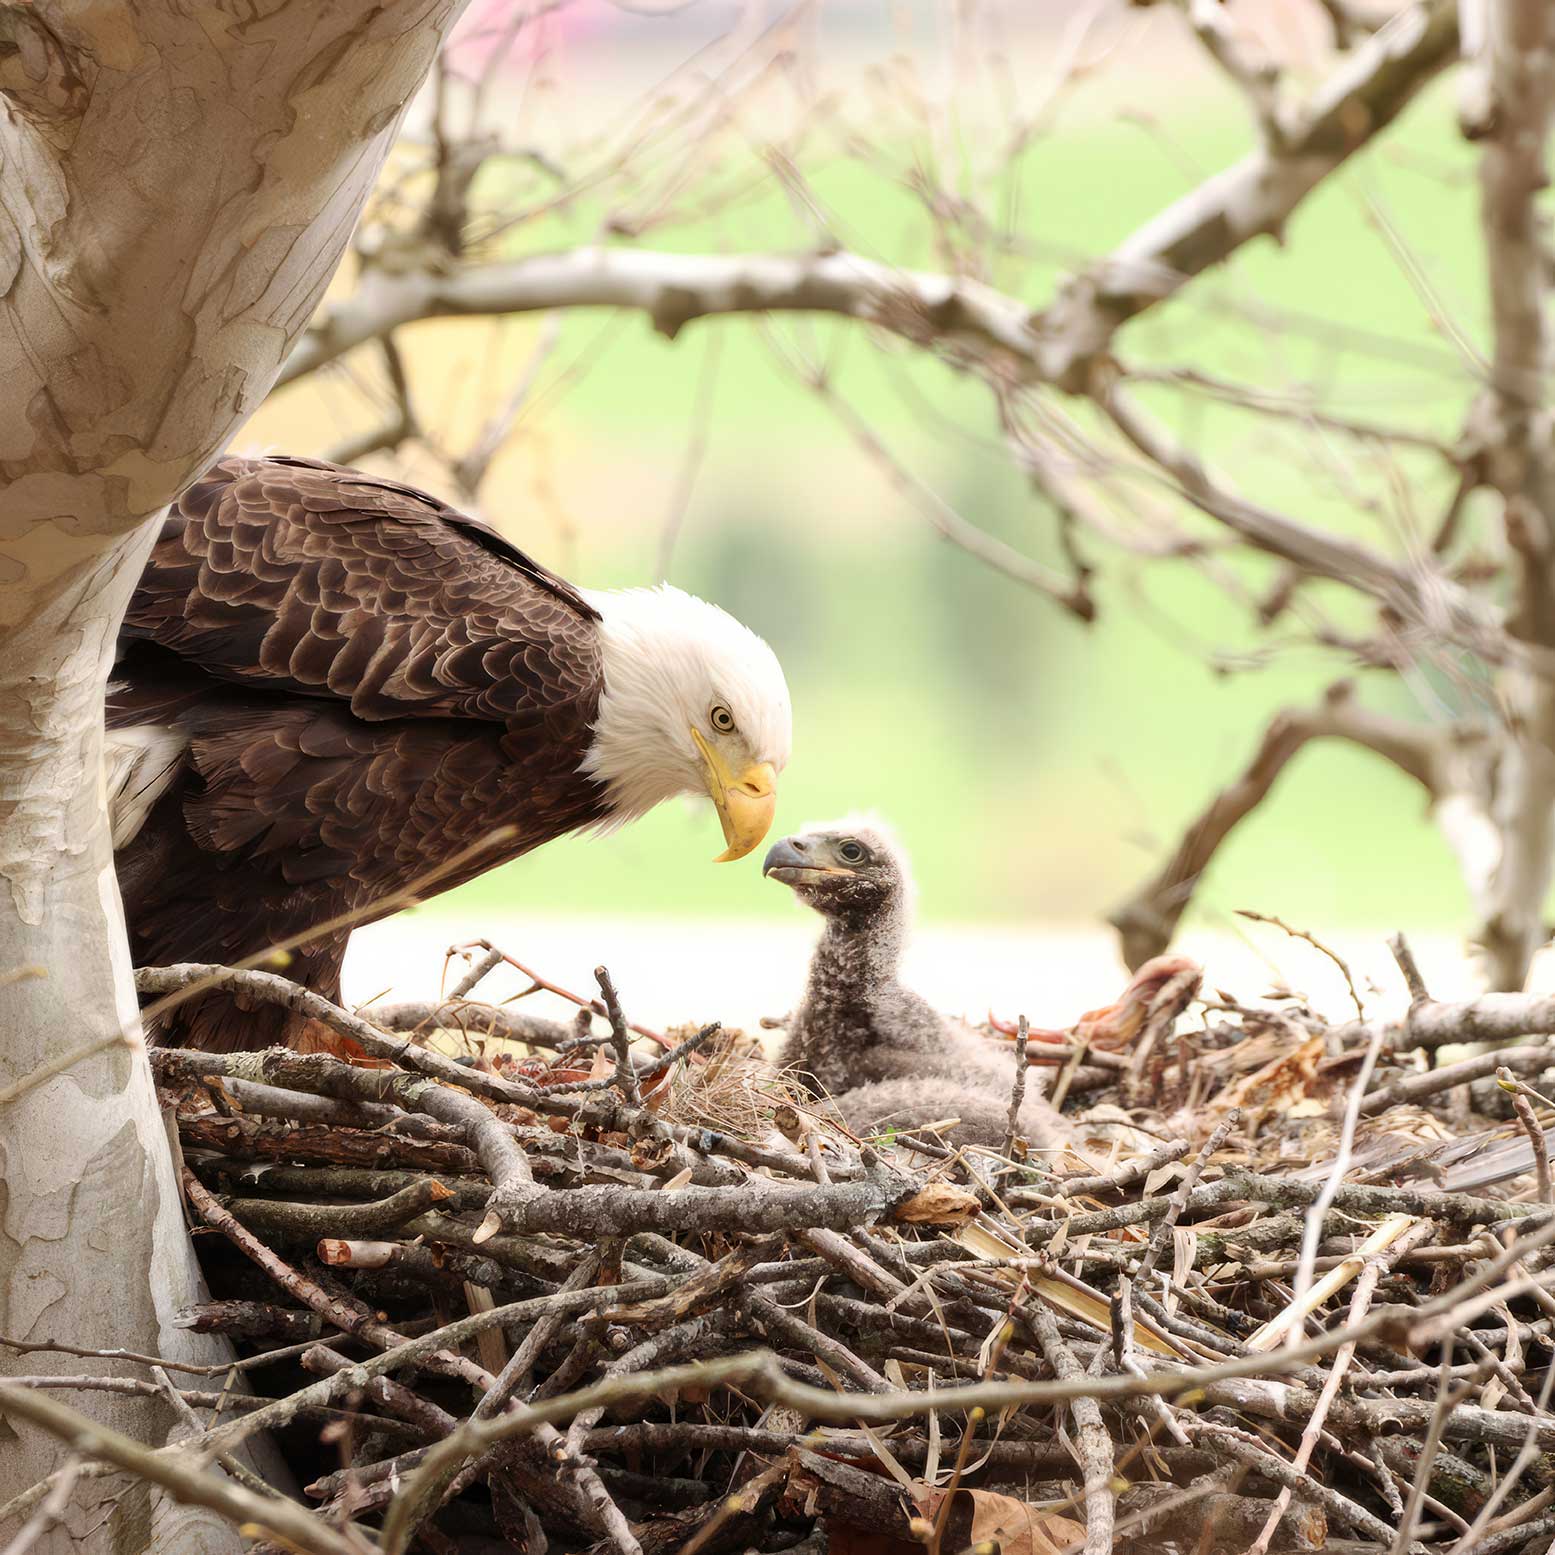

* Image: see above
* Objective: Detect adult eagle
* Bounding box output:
[108,454,791,1052]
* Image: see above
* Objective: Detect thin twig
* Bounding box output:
[1501,1066,1555,1206]
[1001,1015,1029,1159]
[1235,909,1366,1020]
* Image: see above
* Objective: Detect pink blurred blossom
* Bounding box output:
[446,0,611,73]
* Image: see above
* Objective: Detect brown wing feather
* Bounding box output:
[113,455,613,1053]
[122,454,601,725]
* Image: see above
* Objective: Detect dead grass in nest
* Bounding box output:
[656,1024,806,1135]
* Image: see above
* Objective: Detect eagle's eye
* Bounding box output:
[709,704,736,734]
[837,839,867,864]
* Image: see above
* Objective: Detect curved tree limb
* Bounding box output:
[279,245,1046,385]
[1035,0,1458,382]
[1109,682,1477,969]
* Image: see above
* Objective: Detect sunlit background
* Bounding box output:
[239,1,1515,1027]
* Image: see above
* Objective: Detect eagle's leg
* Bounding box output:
[144,933,355,1055]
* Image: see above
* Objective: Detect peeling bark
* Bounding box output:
[0,3,466,1548]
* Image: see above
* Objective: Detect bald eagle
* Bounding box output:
[108,454,791,1052]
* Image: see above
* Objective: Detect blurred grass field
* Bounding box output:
[246,6,1495,943]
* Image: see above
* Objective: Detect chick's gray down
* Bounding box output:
[764,819,1053,1149]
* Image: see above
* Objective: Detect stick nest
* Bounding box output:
[12,941,1555,1555]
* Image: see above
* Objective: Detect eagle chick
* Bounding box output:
[764,818,1052,1150]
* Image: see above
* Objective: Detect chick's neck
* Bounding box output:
[808,900,906,1003]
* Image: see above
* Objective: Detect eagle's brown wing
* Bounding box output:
[121,453,601,726]
[111,456,610,1054]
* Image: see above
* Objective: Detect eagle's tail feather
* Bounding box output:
[105,724,187,849]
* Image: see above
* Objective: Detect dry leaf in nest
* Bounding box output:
[893,1180,980,1227]
[1209,1033,1325,1129]
[826,1488,1084,1555]
[1195,1024,1305,1085]
[291,1018,394,1067]
[928,1488,1087,1555]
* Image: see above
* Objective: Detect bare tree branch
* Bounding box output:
[1033,0,1459,385]
[1094,370,1508,656]
[278,245,1046,387]
[1170,0,1284,145]
[280,243,1508,666]
[284,1,1458,398]
[1110,682,1474,969]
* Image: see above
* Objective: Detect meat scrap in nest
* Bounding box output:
[990,952,1204,1052]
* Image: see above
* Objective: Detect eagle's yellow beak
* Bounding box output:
[691,728,777,862]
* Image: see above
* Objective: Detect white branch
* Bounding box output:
[276,239,1507,662]
[286,0,1457,398]
[1035,0,1458,384]
[1174,0,1284,145]
[280,247,1045,385]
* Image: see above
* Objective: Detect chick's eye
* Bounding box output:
[710,705,736,734]
[838,840,866,863]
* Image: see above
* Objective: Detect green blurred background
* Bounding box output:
[247,2,1492,945]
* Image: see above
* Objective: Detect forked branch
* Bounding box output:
[1110,683,1471,968]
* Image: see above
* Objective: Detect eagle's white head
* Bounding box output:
[580,584,792,860]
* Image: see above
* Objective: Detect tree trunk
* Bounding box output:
[1469,0,1555,990]
[0,4,466,1546]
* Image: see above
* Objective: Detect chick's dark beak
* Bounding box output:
[762,835,807,881]
[764,834,854,886]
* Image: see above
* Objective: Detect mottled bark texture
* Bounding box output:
[0,3,465,1548]
[1464,0,1555,989]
